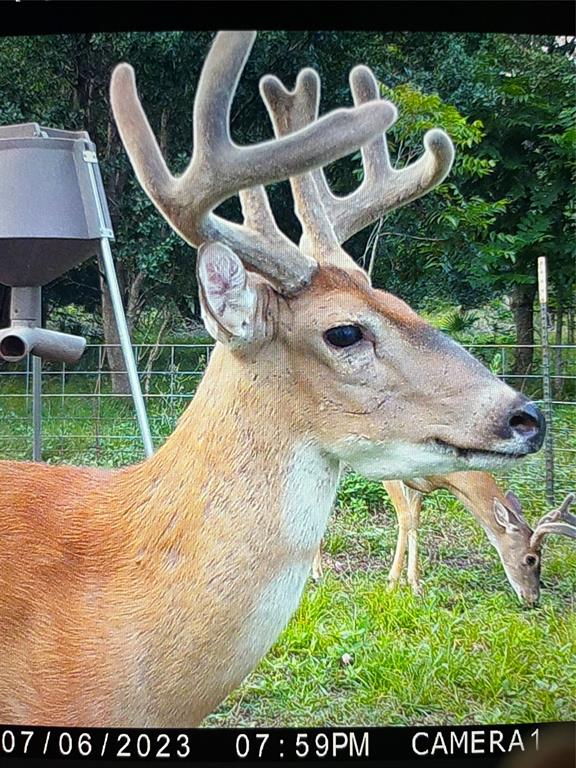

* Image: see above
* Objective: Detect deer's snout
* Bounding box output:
[506,398,546,453]
[519,584,541,608]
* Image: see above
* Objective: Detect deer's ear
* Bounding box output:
[197,242,273,347]
[493,498,521,532]
[505,490,523,516]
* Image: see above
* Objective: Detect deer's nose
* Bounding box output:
[508,400,546,451]
[521,591,540,609]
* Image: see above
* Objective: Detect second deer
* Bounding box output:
[313,474,576,606]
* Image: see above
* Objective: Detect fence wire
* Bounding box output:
[0,342,574,507]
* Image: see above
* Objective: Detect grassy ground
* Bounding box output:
[0,371,575,726]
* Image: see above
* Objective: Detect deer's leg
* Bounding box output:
[406,491,423,595]
[388,522,408,589]
[312,544,324,581]
[386,481,409,590]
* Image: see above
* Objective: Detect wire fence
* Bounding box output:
[0,342,574,505]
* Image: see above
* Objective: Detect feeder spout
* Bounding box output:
[0,326,86,364]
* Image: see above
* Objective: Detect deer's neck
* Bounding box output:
[440,473,503,541]
[117,344,340,724]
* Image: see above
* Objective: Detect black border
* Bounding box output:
[1,1,575,37]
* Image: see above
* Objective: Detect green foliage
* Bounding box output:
[47,304,102,341]
[422,306,479,337]
[337,473,387,519]
[344,76,511,312]
[470,36,575,308]
[378,83,485,157]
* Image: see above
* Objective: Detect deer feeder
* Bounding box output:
[0,122,153,457]
[0,122,114,363]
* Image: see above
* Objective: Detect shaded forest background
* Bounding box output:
[0,31,574,392]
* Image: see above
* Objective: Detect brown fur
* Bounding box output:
[0,345,306,725]
[300,266,424,330]
[386,472,540,603]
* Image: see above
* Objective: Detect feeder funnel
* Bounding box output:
[0,122,114,363]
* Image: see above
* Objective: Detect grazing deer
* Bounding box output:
[0,32,545,727]
[386,475,576,604]
[385,473,541,601]
[312,477,575,607]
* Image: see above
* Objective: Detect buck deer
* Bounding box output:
[385,473,544,603]
[313,477,576,606]
[0,32,546,727]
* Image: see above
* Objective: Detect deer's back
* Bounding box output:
[0,460,117,580]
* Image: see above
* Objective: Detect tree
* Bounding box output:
[470,35,575,379]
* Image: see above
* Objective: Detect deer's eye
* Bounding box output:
[523,554,539,567]
[324,325,363,348]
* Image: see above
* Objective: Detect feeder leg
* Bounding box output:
[99,238,154,458]
[32,354,42,461]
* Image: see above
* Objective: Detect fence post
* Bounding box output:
[538,257,555,505]
[32,354,42,461]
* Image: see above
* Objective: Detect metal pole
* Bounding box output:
[99,237,154,457]
[537,256,554,504]
[32,353,42,461]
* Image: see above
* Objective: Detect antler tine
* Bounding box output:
[329,65,455,244]
[259,69,345,260]
[530,493,576,550]
[111,32,398,295]
[309,66,394,244]
[260,63,455,251]
[191,31,258,167]
[238,187,277,238]
[110,64,176,205]
[560,492,576,522]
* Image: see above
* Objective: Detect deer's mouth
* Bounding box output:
[430,438,527,463]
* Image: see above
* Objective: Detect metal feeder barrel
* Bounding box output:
[0,121,153,458]
[0,122,113,287]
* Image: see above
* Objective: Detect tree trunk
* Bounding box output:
[510,283,536,390]
[554,303,564,398]
[127,270,146,333]
[568,307,575,345]
[99,258,130,395]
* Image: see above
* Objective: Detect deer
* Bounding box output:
[312,473,575,606]
[0,31,546,728]
[385,473,544,603]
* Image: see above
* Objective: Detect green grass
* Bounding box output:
[0,369,575,726]
[0,371,191,465]
[205,581,575,726]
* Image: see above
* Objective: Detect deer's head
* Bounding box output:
[111,31,545,480]
[494,492,576,606]
[492,491,543,605]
